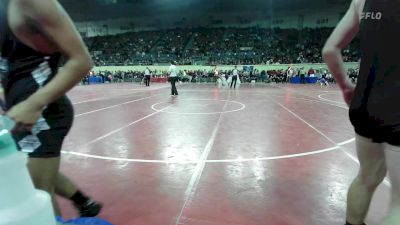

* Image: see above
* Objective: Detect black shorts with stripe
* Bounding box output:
[6,77,74,158]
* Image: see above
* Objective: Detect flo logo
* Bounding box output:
[361,12,382,20]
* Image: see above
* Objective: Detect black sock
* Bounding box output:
[70,191,90,206]
[345,222,366,225]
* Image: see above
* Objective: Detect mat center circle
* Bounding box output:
[151,99,246,115]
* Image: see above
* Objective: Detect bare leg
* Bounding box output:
[382,144,400,225]
[346,134,387,224]
[55,172,78,199]
[28,157,61,216]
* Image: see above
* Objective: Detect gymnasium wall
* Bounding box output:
[92,62,359,73]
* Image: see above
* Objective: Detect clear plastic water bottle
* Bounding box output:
[0,115,56,225]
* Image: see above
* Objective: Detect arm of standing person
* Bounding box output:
[7,0,93,131]
[322,0,362,106]
[168,66,171,76]
[0,86,6,112]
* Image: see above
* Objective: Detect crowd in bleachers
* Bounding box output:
[85,31,162,66]
[84,27,360,66]
[82,66,358,86]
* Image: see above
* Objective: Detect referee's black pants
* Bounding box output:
[145,75,151,86]
[171,77,179,95]
[231,76,238,88]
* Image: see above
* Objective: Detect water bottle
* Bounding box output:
[0,116,56,225]
[0,116,15,157]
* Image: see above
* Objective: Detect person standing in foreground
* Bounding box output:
[230,65,239,89]
[213,66,220,85]
[0,0,102,217]
[323,0,400,224]
[168,61,178,96]
[144,67,151,86]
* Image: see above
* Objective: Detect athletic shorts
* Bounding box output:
[349,109,400,146]
[5,78,74,158]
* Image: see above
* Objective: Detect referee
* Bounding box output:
[168,61,178,96]
[144,67,151,86]
[231,65,239,89]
